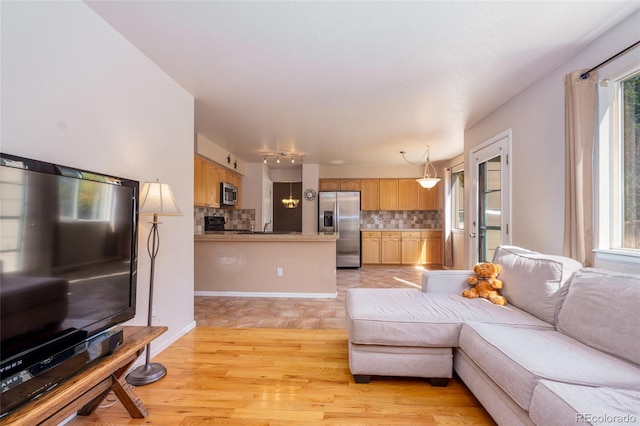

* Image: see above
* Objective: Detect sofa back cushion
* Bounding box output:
[556,268,640,366]
[492,246,582,324]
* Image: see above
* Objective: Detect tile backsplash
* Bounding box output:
[360,210,442,229]
[194,207,442,232]
[194,207,256,232]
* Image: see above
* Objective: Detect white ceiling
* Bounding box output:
[87,1,639,167]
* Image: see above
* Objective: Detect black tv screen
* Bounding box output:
[0,153,138,380]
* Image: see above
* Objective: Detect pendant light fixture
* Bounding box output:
[281,182,300,208]
[416,146,441,189]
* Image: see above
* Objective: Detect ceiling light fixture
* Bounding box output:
[401,146,441,189]
[282,182,299,209]
[416,146,441,189]
[261,153,305,165]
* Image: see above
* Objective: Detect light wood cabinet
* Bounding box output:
[361,179,379,211]
[194,156,244,209]
[362,231,381,264]
[318,178,439,211]
[363,230,443,265]
[204,161,219,207]
[379,180,399,210]
[340,179,361,191]
[401,231,422,264]
[194,157,206,206]
[421,231,442,264]
[381,231,401,264]
[398,179,419,211]
[194,156,220,208]
[418,182,441,210]
[319,179,341,191]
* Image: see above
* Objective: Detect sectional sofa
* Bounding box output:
[345,245,640,425]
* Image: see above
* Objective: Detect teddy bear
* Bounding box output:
[462,262,507,306]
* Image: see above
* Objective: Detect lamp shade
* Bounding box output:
[139,181,182,216]
[417,177,441,189]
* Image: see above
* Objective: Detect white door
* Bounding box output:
[469,131,511,266]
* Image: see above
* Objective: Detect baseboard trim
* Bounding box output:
[194,291,337,299]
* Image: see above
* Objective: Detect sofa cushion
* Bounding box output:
[346,288,551,348]
[556,268,640,366]
[529,380,640,426]
[458,322,640,411]
[492,245,582,324]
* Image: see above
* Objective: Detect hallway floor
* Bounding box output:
[195,265,439,329]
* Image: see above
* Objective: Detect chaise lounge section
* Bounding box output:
[345,245,640,425]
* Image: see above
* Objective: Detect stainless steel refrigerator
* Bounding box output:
[318,191,361,268]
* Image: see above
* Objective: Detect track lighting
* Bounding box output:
[261,153,304,165]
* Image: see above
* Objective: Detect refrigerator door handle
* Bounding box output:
[334,202,339,234]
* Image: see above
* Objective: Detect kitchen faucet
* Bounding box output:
[264,221,271,232]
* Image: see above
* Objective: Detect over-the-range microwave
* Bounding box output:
[220,182,238,206]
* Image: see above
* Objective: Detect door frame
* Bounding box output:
[467,129,512,268]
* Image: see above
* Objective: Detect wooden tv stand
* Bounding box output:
[0,326,167,426]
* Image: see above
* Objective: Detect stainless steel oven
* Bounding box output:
[220,182,238,206]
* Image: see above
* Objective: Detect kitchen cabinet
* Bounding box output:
[421,231,442,264]
[340,179,361,191]
[362,230,442,265]
[204,161,219,207]
[318,178,439,211]
[398,179,419,211]
[194,156,220,208]
[362,231,381,264]
[418,182,441,210]
[379,180,399,211]
[319,179,341,191]
[381,231,401,264]
[361,179,379,211]
[194,156,243,209]
[401,231,422,264]
[194,157,206,206]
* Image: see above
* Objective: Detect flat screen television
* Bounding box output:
[0,153,138,415]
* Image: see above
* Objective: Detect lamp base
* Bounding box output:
[126,362,167,386]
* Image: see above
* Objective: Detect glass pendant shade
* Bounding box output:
[416,146,441,189]
[417,176,441,189]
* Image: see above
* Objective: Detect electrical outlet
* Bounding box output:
[277,267,283,277]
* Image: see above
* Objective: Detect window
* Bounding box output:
[621,73,639,249]
[596,55,640,257]
[451,170,464,230]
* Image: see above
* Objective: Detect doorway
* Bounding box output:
[273,182,302,232]
[469,130,511,266]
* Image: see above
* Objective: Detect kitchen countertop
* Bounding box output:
[360,228,442,232]
[195,232,338,242]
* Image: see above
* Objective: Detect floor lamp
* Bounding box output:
[126,180,182,386]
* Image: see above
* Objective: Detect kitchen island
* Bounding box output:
[194,232,338,298]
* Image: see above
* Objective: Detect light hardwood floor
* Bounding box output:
[69,266,496,425]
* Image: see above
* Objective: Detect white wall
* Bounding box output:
[464,11,640,263]
[302,164,320,233]
[196,133,246,175]
[2,1,195,356]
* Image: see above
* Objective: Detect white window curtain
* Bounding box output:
[563,70,597,266]
[443,167,454,268]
